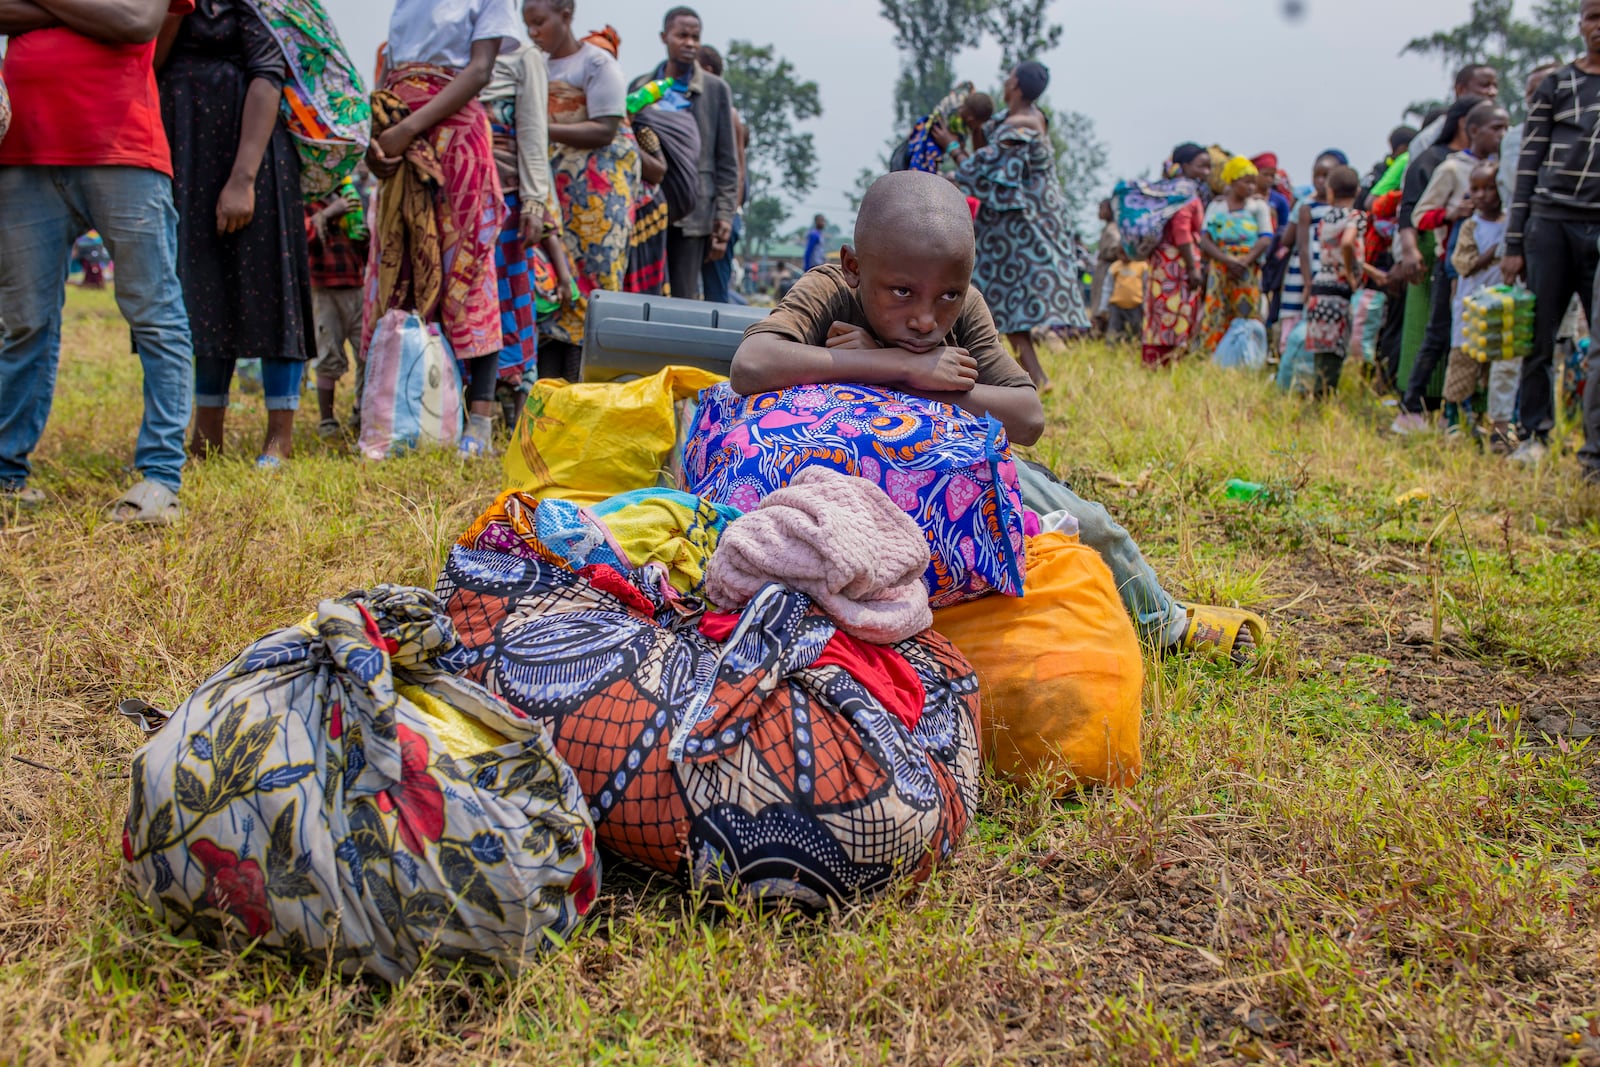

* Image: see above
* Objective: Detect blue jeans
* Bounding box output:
[0,166,193,492]
[1015,461,1186,645]
[194,357,303,410]
[701,214,742,305]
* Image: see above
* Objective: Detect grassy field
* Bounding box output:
[2,286,1598,1065]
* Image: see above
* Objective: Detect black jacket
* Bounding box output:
[630,63,739,238]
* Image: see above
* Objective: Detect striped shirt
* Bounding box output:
[1506,63,1600,256]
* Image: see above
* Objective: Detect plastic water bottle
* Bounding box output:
[339,177,368,241]
[626,79,672,114]
[1224,479,1272,503]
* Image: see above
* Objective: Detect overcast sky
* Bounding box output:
[323,0,1578,229]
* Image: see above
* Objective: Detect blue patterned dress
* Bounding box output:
[955,114,1089,335]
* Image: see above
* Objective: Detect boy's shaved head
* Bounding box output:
[854,171,975,269]
[840,172,977,357]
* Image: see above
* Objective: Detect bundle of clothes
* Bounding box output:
[123,372,1145,981]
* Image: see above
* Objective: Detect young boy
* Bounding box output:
[305,185,370,439]
[1413,101,1510,235]
[1105,252,1148,341]
[1302,166,1366,396]
[732,170,1267,660]
[1446,161,1515,448]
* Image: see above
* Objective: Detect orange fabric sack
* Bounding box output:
[933,531,1144,789]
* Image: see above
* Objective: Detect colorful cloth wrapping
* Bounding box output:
[366,88,443,338]
[458,489,741,604]
[905,82,973,174]
[683,383,1026,609]
[590,488,741,597]
[1113,177,1201,261]
[122,586,599,982]
[494,190,537,383]
[1142,235,1201,358]
[365,67,504,361]
[436,528,982,907]
[252,0,370,198]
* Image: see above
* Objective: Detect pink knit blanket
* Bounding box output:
[704,467,933,644]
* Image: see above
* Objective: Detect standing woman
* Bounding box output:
[1196,156,1274,353]
[158,0,315,468]
[939,60,1088,392]
[1140,144,1210,368]
[367,0,519,456]
[522,2,640,377]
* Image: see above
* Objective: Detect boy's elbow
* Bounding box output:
[729,343,766,396]
[1012,414,1045,447]
[1012,394,1046,446]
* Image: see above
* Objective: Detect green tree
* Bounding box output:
[982,2,1103,229]
[741,196,788,255]
[878,0,992,126]
[982,0,1062,71]
[722,41,823,252]
[1402,0,1581,119]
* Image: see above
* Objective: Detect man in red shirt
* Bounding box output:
[0,0,195,523]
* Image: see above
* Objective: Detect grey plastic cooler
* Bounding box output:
[578,290,770,381]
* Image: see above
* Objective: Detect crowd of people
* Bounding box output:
[1065,55,1597,485]
[0,0,759,519]
[5,0,1600,526]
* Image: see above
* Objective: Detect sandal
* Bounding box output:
[256,454,284,473]
[106,479,181,526]
[316,417,344,440]
[3,484,46,510]
[1180,604,1268,662]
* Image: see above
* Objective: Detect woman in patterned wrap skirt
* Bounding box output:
[941,60,1088,393]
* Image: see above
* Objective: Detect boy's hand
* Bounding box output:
[323,192,355,222]
[825,321,876,350]
[1447,198,1475,222]
[902,347,978,393]
[520,203,550,247]
[217,176,256,234]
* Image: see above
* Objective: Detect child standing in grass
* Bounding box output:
[1303,166,1366,397]
[1105,253,1147,341]
[1446,161,1515,448]
[305,186,369,439]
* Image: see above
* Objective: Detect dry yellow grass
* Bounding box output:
[2,288,1598,1065]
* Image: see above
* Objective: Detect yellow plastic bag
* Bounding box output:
[504,366,724,505]
[933,532,1144,790]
